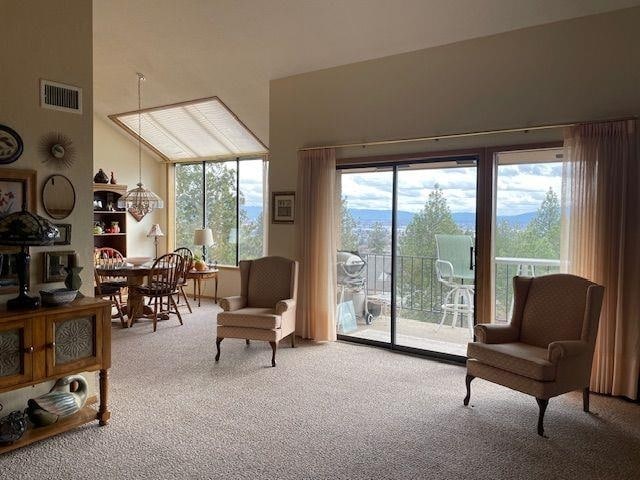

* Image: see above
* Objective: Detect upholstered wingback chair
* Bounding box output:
[465,274,604,436]
[216,256,299,367]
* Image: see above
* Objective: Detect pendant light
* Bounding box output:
[118,72,164,220]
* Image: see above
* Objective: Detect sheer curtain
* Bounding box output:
[296,148,337,341]
[562,120,639,399]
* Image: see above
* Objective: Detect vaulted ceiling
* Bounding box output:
[94,0,640,147]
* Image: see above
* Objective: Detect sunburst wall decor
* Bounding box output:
[39,132,75,169]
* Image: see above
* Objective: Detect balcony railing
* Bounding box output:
[357,254,560,322]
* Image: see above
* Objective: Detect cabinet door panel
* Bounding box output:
[46,309,102,376]
[0,319,33,389]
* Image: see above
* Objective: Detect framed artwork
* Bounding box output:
[271,191,295,224]
[0,247,27,294]
[53,224,72,245]
[0,124,24,165]
[0,168,36,216]
[43,250,74,283]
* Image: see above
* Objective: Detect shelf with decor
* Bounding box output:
[93,183,127,256]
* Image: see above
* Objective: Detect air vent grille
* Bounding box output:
[40,80,82,114]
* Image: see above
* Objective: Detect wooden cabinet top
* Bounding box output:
[93,183,127,194]
[0,297,111,321]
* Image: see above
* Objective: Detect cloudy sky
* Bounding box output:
[341,162,562,216]
[238,159,265,207]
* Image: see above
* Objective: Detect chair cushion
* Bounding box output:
[217,308,281,329]
[246,257,292,308]
[467,342,556,381]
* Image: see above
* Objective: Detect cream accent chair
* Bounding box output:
[216,256,299,367]
[465,274,604,436]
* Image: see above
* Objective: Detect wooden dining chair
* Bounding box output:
[132,253,185,332]
[94,268,126,328]
[173,247,194,313]
[94,247,127,301]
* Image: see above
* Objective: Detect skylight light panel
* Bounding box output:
[110,97,267,162]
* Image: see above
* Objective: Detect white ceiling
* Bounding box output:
[94,0,640,147]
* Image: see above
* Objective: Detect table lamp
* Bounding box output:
[0,209,58,310]
[193,228,214,262]
[147,224,164,259]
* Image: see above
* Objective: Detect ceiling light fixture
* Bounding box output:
[118,72,163,221]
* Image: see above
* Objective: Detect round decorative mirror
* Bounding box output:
[42,175,76,220]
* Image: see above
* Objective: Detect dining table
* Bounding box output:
[95,263,169,326]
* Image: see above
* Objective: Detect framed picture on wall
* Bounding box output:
[53,223,72,245]
[272,191,295,224]
[43,250,74,283]
[0,168,36,216]
[0,247,27,294]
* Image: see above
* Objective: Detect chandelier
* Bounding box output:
[118,73,163,220]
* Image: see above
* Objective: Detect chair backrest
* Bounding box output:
[173,247,194,281]
[94,247,125,266]
[240,256,298,308]
[516,274,604,348]
[435,234,474,280]
[148,253,185,294]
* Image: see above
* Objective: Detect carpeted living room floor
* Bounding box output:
[1,299,639,479]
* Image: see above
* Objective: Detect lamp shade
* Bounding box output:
[147,224,164,237]
[193,228,214,247]
[0,210,58,246]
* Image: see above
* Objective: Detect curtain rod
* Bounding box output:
[297,116,636,152]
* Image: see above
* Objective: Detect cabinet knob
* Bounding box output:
[24,346,34,354]
[47,342,56,349]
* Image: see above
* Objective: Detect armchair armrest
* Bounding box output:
[547,340,590,363]
[275,299,296,315]
[474,323,519,344]
[219,296,246,312]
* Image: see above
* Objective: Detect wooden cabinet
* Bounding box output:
[93,183,128,256]
[0,298,111,454]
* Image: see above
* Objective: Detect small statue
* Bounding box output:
[26,375,88,427]
[0,410,27,444]
[110,171,117,184]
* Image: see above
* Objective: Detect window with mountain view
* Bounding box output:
[174,159,266,265]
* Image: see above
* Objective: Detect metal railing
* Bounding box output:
[357,253,560,322]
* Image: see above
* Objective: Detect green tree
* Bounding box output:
[340,197,360,251]
[366,221,388,254]
[239,210,264,260]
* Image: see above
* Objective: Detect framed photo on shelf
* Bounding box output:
[271,191,295,224]
[43,250,74,283]
[53,223,72,245]
[0,168,36,215]
[0,247,27,294]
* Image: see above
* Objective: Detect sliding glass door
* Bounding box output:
[336,157,477,359]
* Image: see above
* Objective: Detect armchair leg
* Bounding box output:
[290,332,296,348]
[215,337,223,362]
[246,339,250,345]
[269,341,277,367]
[583,387,590,413]
[463,374,474,406]
[535,398,549,437]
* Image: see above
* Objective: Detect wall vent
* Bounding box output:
[40,79,82,114]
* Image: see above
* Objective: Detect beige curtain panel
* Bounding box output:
[562,120,639,399]
[296,148,338,342]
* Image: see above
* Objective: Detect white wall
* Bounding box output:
[269,7,640,259]
[1,0,94,297]
[93,116,166,258]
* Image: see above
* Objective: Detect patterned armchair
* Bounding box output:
[216,256,299,367]
[465,274,604,436]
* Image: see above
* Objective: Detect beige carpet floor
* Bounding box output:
[1,299,639,479]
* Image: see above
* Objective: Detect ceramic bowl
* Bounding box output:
[125,257,152,267]
[39,288,78,306]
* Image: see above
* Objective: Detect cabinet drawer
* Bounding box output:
[0,319,33,389]
[46,308,103,376]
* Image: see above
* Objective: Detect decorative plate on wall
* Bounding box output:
[0,125,24,165]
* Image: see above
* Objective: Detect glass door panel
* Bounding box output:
[395,160,477,356]
[493,148,563,323]
[336,168,393,344]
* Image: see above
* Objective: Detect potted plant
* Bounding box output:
[193,253,207,271]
